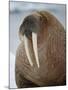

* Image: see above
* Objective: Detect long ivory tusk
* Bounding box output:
[24,35,33,66]
[32,32,40,68]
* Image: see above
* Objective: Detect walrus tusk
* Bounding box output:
[24,35,33,66]
[32,32,40,68]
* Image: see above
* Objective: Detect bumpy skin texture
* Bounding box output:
[15,11,66,88]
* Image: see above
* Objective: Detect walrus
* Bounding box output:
[15,11,66,88]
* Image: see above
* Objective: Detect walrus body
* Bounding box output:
[15,11,66,88]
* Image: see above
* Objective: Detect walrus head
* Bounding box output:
[19,12,65,68]
[19,12,48,68]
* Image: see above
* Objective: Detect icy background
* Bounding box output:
[9,2,66,88]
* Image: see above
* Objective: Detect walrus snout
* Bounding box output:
[19,15,39,37]
[19,14,47,39]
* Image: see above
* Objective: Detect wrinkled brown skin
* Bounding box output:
[15,11,66,88]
